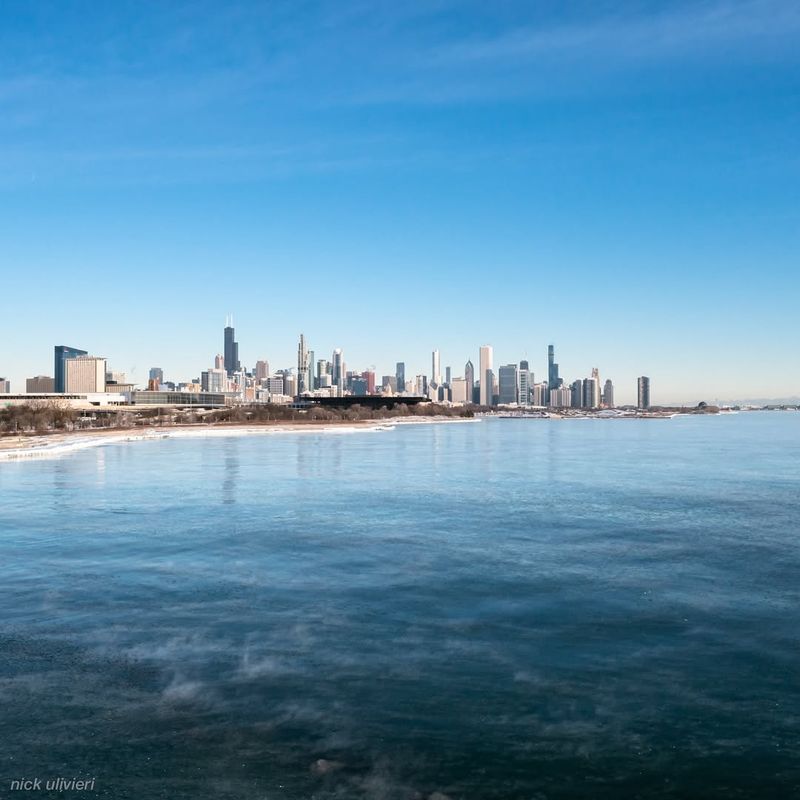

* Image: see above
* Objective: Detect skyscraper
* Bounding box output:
[603,380,615,408]
[395,362,405,395]
[317,359,332,388]
[571,379,583,408]
[307,350,315,391]
[65,356,106,393]
[549,387,572,408]
[547,344,561,398]
[498,364,519,405]
[582,377,600,409]
[297,334,311,394]
[332,349,344,396]
[519,360,531,406]
[532,383,548,406]
[54,345,88,393]
[479,345,493,406]
[445,366,451,385]
[638,376,651,409]
[255,360,269,380]
[431,349,441,386]
[0,378,10,394]
[450,377,468,403]
[362,370,376,394]
[223,316,240,376]
[464,360,475,404]
[201,368,226,393]
[590,368,601,408]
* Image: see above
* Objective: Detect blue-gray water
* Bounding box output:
[2,413,800,799]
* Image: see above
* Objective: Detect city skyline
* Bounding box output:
[2,318,799,406]
[4,326,635,400]
[3,317,800,406]
[1,2,799,403]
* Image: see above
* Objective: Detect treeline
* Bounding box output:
[0,401,473,435]
[0,401,79,433]
[190,402,473,425]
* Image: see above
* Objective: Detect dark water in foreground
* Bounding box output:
[1,413,799,799]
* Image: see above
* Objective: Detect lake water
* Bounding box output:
[1,413,799,799]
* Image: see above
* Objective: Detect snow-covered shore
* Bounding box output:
[0,416,477,461]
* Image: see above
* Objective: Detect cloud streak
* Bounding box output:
[428,0,800,66]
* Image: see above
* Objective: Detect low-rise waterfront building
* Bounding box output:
[128,391,230,408]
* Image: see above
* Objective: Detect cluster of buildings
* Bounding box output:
[0,320,652,410]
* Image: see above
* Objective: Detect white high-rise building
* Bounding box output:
[518,362,531,406]
[431,349,441,387]
[479,345,493,406]
[65,356,106,393]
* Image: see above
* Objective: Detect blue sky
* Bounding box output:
[1,0,798,403]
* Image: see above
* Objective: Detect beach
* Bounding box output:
[0,416,476,461]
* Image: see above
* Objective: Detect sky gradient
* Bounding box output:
[1,0,798,404]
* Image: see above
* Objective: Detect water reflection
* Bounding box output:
[94,449,106,487]
[222,437,240,505]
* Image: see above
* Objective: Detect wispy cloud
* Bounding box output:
[429,0,800,66]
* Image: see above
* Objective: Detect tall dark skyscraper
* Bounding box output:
[547,344,560,395]
[637,376,651,409]
[395,362,405,394]
[464,359,475,403]
[223,316,240,376]
[54,345,88,393]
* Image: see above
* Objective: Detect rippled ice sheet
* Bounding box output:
[1,413,800,799]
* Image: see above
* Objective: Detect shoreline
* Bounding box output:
[0,417,477,461]
[0,408,747,461]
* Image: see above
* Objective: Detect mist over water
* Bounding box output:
[1,414,799,799]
